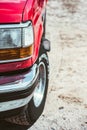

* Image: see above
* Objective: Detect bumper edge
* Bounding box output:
[0,64,39,112]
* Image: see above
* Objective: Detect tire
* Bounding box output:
[28,52,49,123]
[4,52,49,129]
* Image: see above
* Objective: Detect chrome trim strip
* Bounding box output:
[0,94,33,112]
[0,55,32,63]
[0,64,38,93]
[0,21,31,29]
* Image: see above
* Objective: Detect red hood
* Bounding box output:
[0,0,27,23]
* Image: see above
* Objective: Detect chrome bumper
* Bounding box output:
[0,64,39,112]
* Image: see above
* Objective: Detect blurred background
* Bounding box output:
[30,0,87,130]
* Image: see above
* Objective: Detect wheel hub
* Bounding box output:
[33,62,46,107]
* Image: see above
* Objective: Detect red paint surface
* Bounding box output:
[0,0,27,23]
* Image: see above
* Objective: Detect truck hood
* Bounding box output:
[0,0,27,23]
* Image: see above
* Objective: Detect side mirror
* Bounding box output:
[42,38,51,52]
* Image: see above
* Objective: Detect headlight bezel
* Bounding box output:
[0,21,34,63]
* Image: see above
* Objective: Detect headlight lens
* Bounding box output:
[22,25,34,47]
[0,22,34,63]
[0,29,21,49]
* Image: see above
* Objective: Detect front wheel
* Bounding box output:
[28,52,49,123]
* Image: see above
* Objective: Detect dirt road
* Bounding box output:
[29,0,87,130]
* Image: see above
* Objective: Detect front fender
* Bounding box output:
[23,0,47,65]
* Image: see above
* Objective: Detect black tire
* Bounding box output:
[4,52,49,130]
[28,52,49,123]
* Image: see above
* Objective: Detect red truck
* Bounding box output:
[0,0,50,129]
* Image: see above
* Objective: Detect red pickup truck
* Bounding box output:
[0,0,50,129]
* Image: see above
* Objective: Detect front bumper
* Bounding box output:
[0,64,39,112]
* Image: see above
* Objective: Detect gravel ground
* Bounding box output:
[29,0,87,130]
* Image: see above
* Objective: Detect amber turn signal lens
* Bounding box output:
[0,45,33,61]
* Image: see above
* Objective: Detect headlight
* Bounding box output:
[0,29,21,49]
[22,25,34,47]
[0,21,34,63]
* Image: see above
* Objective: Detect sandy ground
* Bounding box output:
[29,0,87,130]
